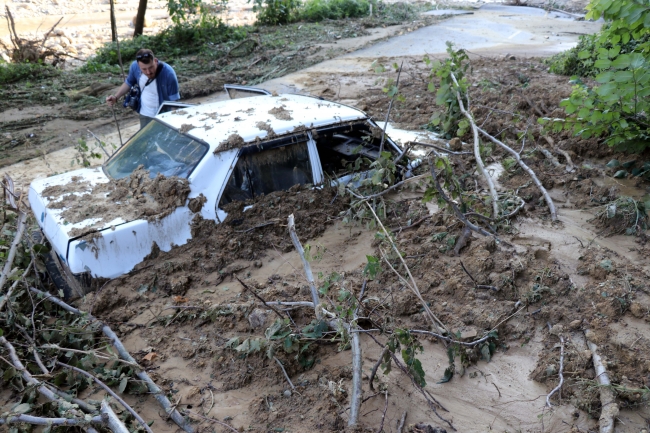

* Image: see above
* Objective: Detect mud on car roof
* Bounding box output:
[156,93,368,153]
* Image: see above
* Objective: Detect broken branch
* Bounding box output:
[449,71,500,219]
[274,356,295,390]
[347,280,366,427]
[28,287,194,433]
[100,400,130,433]
[0,210,27,292]
[585,331,618,433]
[0,414,102,427]
[236,276,285,320]
[379,61,404,154]
[477,127,557,221]
[287,214,321,320]
[57,361,154,433]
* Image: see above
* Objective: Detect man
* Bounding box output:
[106,49,180,128]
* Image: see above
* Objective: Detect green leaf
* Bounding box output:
[480,344,491,362]
[119,377,128,394]
[594,58,612,69]
[437,366,454,384]
[611,54,631,69]
[12,403,32,414]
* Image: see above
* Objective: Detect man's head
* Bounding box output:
[135,49,158,79]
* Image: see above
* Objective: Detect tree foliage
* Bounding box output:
[542,0,650,151]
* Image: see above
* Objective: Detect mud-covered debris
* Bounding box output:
[268,106,293,121]
[217,133,246,152]
[449,137,462,151]
[54,167,190,238]
[179,124,196,134]
[255,121,276,139]
[188,194,207,213]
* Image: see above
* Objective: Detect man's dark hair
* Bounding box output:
[135,48,155,64]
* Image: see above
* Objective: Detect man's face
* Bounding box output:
[138,58,158,80]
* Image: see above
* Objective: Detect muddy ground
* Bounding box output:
[4,0,650,432]
[47,56,650,433]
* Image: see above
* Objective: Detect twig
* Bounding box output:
[28,287,194,433]
[236,276,285,320]
[538,146,561,168]
[367,334,455,431]
[0,414,102,427]
[287,214,321,320]
[397,410,407,433]
[87,130,112,158]
[379,62,404,154]
[100,400,130,433]
[57,361,154,433]
[0,260,32,314]
[15,324,48,375]
[184,410,239,432]
[429,158,496,239]
[42,344,139,368]
[477,127,557,221]
[459,260,498,291]
[376,391,389,433]
[409,140,472,155]
[546,336,565,407]
[0,210,27,291]
[44,384,98,414]
[274,356,295,390]
[585,331,618,433]
[348,280,366,427]
[449,72,499,219]
[346,174,429,201]
[0,336,74,408]
[369,345,389,391]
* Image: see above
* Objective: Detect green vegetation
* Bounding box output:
[543,0,650,151]
[300,0,370,22]
[0,60,60,85]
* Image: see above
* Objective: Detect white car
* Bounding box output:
[29,87,423,298]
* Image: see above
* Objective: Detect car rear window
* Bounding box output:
[104,121,208,180]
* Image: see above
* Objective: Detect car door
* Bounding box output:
[223,84,271,100]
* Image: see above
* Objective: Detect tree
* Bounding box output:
[134,0,148,37]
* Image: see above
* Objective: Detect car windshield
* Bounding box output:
[104,121,208,180]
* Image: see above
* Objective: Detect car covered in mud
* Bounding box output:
[29,87,419,297]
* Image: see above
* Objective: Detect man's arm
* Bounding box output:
[106,82,131,106]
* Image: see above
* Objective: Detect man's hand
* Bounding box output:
[106,95,118,106]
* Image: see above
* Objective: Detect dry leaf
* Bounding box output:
[142,352,158,362]
[173,296,189,304]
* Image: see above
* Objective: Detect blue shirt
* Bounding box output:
[125,60,180,112]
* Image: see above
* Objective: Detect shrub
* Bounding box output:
[86,19,246,67]
[542,0,650,152]
[300,0,370,21]
[0,61,59,85]
[253,0,301,25]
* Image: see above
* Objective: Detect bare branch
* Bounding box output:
[546,336,565,407]
[449,72,500,219]
[100,400,130,433]
[0,414,102,427]
[287,214,321,320]
[57,361,154,433]
[274,356,295,390]
[585,331,619,433]
[0,211,27,292]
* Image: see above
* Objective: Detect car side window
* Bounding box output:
[219,140,313,207]
[313,123,389,178]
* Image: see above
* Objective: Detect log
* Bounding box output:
[585,332,618,433]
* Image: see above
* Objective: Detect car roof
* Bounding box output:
[157,93,368,153]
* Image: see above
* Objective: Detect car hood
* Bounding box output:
[29,167,126,259]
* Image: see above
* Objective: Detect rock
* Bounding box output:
[545,364,557,377]
[449,137,462,151]
[599,259,613,272]
[248,308,271,329]
[613,170,628,179]
[283,390,292,397]
[569,319,582,330]
[254,260,262,268]
[170,275,190,295]
[549,324,564,336]
[629,302,646,319]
